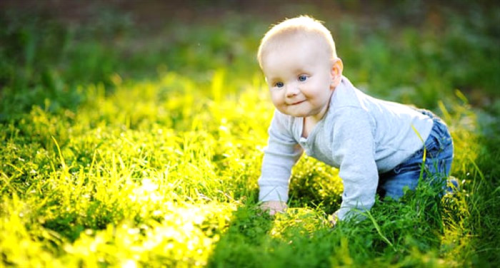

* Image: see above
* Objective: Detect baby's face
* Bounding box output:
[261,39,336,122]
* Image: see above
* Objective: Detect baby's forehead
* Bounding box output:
[262,44,331,77]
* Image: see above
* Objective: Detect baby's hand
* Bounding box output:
[260,201,287,215]
[329,211,339,227]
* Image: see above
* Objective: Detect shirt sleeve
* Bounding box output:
[331,107,378,221]
[258,110,303,202]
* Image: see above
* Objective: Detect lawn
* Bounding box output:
[1,1,499,267]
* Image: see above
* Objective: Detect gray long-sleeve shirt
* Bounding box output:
[258,76,434,220]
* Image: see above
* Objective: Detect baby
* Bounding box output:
[257,16,454,222]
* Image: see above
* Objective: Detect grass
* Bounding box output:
[1,2,500,267]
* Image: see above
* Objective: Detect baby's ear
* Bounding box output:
[330,58,344,89]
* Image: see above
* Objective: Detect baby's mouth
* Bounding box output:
[289,100,305,105]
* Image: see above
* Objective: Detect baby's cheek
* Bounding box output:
[270,95,283,107]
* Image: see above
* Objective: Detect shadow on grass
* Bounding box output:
[207,203,362,267]
[466,135,500,265]
[207,204,274,267]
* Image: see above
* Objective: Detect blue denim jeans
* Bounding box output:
[377,109,454,200]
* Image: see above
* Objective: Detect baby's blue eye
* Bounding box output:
[275,82,284,88]
[298,75,307,82]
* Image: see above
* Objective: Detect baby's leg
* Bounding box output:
[378,149,424,200]
[378,114,454,200]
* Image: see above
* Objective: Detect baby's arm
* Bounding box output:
[332,108,378,221]
[258,111,303,214]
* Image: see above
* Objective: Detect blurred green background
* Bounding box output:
[1,0,499,122]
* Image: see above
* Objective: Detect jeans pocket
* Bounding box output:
[425,121,453,157]
[425,134,442,153]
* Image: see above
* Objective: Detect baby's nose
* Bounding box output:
[285,84,300,97]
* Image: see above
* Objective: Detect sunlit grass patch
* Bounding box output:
[63,202,235,267]
[0,70,269,266]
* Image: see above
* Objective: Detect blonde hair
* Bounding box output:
[257,15,337,68]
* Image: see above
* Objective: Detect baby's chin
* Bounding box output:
[279,108,314,118]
